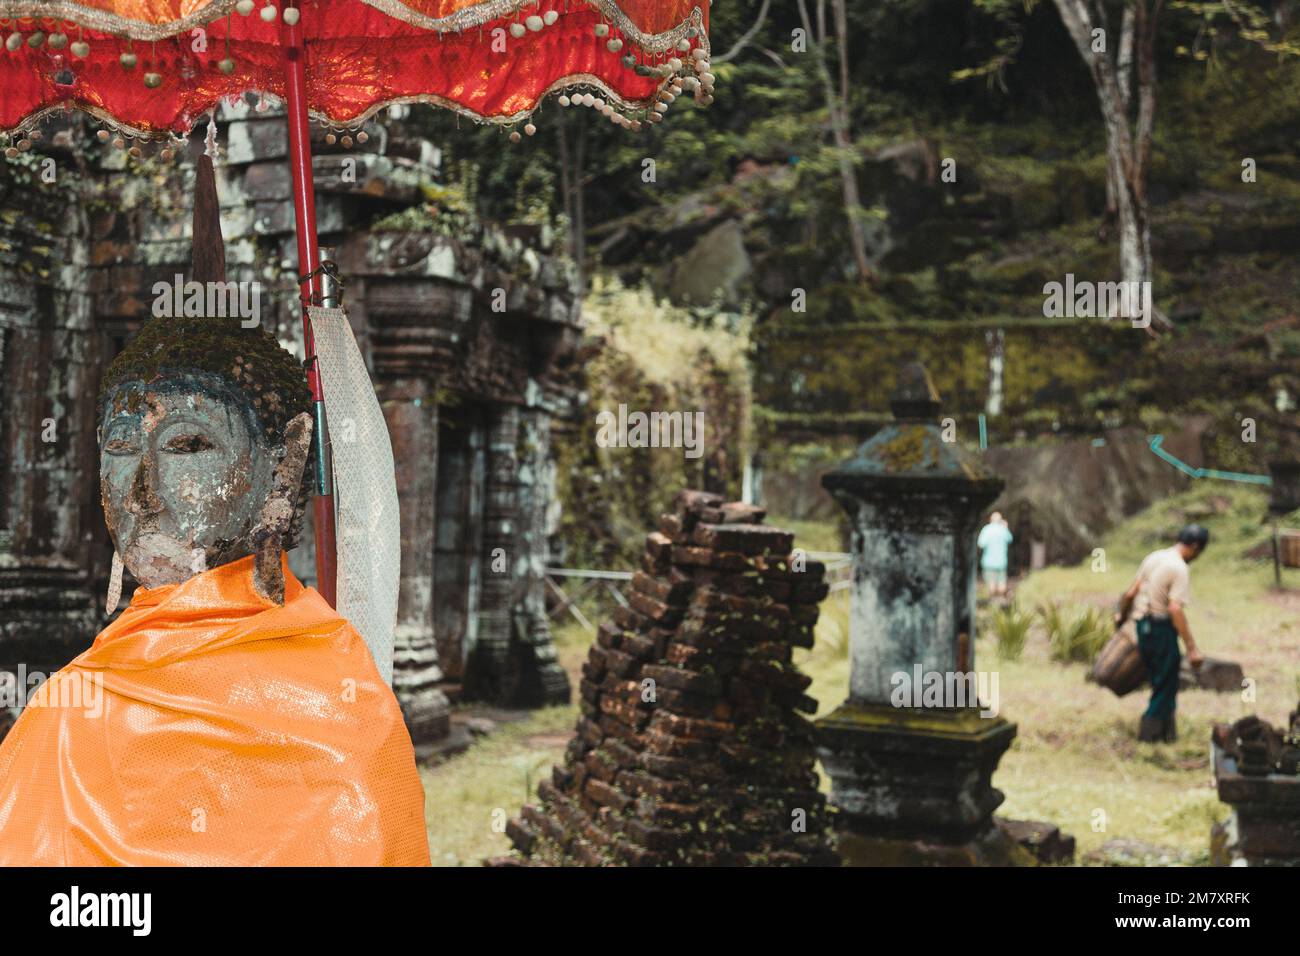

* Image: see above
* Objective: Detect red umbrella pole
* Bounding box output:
[281,3,337,607]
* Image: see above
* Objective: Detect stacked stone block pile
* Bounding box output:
[503,490,838,866]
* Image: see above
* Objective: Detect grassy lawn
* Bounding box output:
[420,703,575,866]
[419,482,1299,865]
[419,621,588,866]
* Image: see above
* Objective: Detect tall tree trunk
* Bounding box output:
[1052,0,1170,331]
[1129,0,1164,329]
[1112,150,1150,295]
[833,0,851,107]
[797,0,874,285]
[1104,4,1135,232]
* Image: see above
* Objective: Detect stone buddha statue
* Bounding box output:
[98,313,313,607]
[0,155,428,866]
[99,150,314,608]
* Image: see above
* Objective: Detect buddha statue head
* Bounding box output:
[96,155,313,606]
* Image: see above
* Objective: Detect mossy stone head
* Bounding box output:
[98,315,313,589]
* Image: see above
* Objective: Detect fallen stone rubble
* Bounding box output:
[1213,704,1300,776]
[499,489,839,866]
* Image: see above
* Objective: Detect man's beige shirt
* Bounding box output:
[1133,546,1191,619]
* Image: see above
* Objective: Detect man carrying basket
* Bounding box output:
[1114,525,1209,742]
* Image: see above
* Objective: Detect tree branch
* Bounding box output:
[1133,0,1162,199]
[713,0,771,65]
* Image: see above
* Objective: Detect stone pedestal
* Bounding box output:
[816,362,1023,865]
[1211,741,1300,866]
[818,701,1020,864]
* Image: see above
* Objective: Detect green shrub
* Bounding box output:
[1040,602,1111,664]
[990,601,1034,661]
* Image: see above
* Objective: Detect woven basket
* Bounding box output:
[1090,622,1147,697]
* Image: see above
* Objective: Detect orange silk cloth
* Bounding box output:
[0,555,430,866]
[0,0,708,134]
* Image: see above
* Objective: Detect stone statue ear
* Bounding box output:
[252,412,313,604]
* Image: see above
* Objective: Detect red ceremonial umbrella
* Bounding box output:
[0,0,714,605]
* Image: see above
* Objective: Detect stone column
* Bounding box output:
[816,362,1021,865]
[464,402,569,707]
[512,403,571,706]
[465,403,518,702]
[384,380,451,750]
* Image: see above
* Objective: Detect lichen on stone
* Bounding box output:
[876,425,934,472]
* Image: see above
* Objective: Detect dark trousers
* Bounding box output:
[1137,616,1181,720]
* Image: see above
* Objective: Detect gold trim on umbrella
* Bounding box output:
[357,0,708,53]
[0,100,192,139]
[0,67,684,136]
[0,0,243,41]
[313,70,675,128]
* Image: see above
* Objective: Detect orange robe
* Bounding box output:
[0,556,429,866]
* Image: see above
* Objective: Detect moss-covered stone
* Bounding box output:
[99,315,310,445]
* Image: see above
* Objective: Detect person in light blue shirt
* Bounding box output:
[977,512,1014,598]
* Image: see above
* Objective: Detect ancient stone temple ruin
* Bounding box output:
[504,490,838,866]
[0,100,576,749]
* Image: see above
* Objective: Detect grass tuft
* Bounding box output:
[989,601,1034,661]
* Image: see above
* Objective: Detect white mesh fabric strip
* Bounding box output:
[307,306,398,686]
